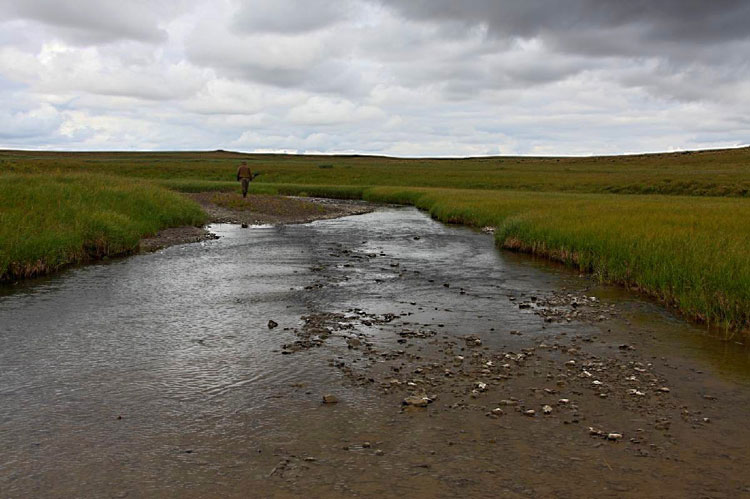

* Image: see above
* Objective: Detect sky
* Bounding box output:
[0,0,749,156]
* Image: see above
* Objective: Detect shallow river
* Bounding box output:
[2,208,749,498]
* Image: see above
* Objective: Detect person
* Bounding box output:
[236,161,253,198]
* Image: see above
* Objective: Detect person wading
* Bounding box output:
[236,161,253,198]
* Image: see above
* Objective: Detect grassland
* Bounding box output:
[2,147,750,197]
[1,147,749,331]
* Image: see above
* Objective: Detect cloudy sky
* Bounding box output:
[1,0,749,156]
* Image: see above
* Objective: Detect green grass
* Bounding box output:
[0,173,206,280]
[2,147,750,197]
[1,147,749,332]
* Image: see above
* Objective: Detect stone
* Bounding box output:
[658,387,671,393]
[542,405,553,415]
[524,409,536,417]
[491,408,505,416]
[607,433,623,441]
[322,394,339,404]
[375,449,385,456]
[268,320,279,329]
[402,395,430,407]
[362,442,371,448]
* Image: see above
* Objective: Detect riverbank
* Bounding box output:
[242,183,750,334]
[138,192,375,253]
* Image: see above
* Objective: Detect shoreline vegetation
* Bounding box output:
[1,148,749,333]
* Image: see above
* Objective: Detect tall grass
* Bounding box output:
[0,173,206,281]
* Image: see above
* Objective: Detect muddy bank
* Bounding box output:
[189,192,374,225]
[139,192,374,252]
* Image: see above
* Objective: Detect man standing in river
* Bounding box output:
[236,160,253,198]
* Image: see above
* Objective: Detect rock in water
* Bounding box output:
[402,395,431,407]
[322,394,339,404]
[268,320,279,329]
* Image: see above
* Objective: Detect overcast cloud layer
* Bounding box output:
[1,0,748,156]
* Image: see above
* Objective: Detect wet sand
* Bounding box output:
[2,208,750,498]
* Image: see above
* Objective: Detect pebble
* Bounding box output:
[375,449,385,456]
[322,394,339,404]
[607,433,623,441]
[268,320,279,329]
[542,405,553,415]
[524,409,536,417]
[491,408,505,416]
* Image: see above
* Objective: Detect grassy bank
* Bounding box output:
[0,174,206,281]
[244,183,750,332]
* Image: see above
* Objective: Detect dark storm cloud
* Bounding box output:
[377,0,750,50]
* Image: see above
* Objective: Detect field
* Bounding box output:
[1,147,749,331]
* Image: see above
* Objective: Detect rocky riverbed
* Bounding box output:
[2,207,749,498]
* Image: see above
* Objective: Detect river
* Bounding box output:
[2,207,749,498]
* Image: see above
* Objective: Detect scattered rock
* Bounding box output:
[322,394,339,404]
[607,433,623,441]
[542,405,553,415]
[268,320,279,329]
[524,409,536,417]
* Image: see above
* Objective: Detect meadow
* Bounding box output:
[1,147,748,331]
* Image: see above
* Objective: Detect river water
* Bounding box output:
[2,207,749,498]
